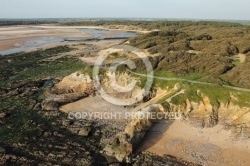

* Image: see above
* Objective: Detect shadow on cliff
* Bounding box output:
[136,120,175,152]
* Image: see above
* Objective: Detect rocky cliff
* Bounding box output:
[170,96,250,138]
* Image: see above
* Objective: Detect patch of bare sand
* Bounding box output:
[60,96,131,121]
[138,120,250,166]
[0,37,33,50]
[234,54,246,63]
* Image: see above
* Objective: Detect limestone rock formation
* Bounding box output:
[170,96,250,137]
[42,72,94,111]
[54,72,93,95]
[188,97,219,128]
[103,104,166,163]
[101,71,148,102]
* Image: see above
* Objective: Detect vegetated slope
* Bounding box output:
[224,53,250,88]
[128,24,250,88]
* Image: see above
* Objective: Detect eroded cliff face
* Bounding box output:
[101,72,146,101]
[170,97,250,138]
[178,97,219,128]
[41,71,250,164]
[102,93,250,163]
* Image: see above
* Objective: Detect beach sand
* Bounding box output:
[138,120,250,166]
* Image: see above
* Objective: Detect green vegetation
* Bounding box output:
[2,18,249,28]
[61,20,244,30]
[170,83,250,108]
[79,65,94,76]
[232,59,241,66]
[127,23,250,89]
[0,18,58,26]
[0,46,86,86]
[129,68,250,107]
[15,58,84,80]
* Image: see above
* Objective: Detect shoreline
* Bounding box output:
[0,25,139,55]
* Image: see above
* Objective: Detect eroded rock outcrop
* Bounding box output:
[54,72,93,94]
[170,96,250,137]
[187,97,219,128]
[102,72,144,100]
[103,104,167,163]
[42,72,94,111]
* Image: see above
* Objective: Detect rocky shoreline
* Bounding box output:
[0,40,198,165]
[1,29,250,165]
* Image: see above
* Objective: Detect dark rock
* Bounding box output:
[78,127,91,136]
[0,147,5,154]
[28,100,37,110]
[41,100,59,111]
[0,88,8,95]
[33,103,41,110]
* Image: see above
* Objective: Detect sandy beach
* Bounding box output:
[138,120,250,166]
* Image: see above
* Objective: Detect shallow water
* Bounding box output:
[81,28,137,39]
[0,29,138,56]
[0,37,64,55]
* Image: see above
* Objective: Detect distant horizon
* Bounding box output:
[1,0,250,20]
[0,17,250,22]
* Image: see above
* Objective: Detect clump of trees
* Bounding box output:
[193,34,212,40]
